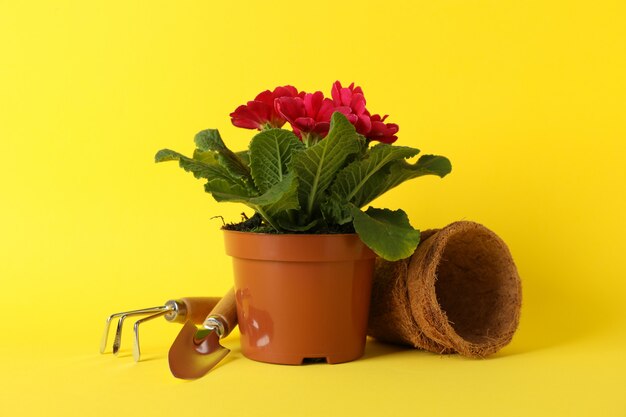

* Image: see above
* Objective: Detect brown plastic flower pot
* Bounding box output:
[223,231,376,365]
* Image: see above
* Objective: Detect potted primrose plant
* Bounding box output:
[156,81,451,365]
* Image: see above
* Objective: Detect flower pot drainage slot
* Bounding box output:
[302,357,328,365]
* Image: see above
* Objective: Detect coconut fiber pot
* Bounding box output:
[224,231,376,365]
[368,221,522,358]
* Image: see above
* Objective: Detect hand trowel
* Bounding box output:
[168,287,238,379]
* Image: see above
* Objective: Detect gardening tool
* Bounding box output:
[168,287,238,379]
[100,297,220,362]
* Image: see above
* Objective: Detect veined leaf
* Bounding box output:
[193,145,249,168]
[204,177,252,202]
[236,150,250,166]
[216,174,300,231]
[276,217,318,232]
[155,148,252,201]
[192,149,218,165]
[343,134,368,165]
[155,148,181,163]
[193,130,249,165]
[260,173,300,218]
[195,149,248,166]
[155,149,231,182]
[325,144,420,222]
[157,145,298,231]
[291,112,361,218]
[207,173,300,231]
[194,129,226,152]
[355,154,452,207]
[194,129,255,191]
[351,206,421,261]
[249,129,304,193]
[333,144,420,202]
[249,173,298,211]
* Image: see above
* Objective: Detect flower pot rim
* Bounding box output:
[222,229,359,238]
[223,229,376,262]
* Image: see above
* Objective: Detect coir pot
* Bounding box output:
[223,230,376,365]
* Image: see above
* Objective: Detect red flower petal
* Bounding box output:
[230,105,264,129]
[331,81,367,112]
[231,85,302,130]
[275,96,306,124]
[246,100,272,124]
[317,98,338,122]
[331,106,358,125]
[312,122,331,136]
[367,114,399,143]
[232,82,399,143]
[350,93,367,114]
[331,81,343,104]
[253,90,274,107]
[304,92,325,118]
[293,117,316,133]
[355,114,372,135]
[273,85,299,98]
[339,88,352,107]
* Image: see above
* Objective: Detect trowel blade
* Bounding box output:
[168,320,230,380]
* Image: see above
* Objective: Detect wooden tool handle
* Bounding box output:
[179,297,221,324]
[209,288,238,337]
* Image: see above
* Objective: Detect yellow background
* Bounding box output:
[1,0,625,416]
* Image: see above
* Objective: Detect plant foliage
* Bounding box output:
[156,112,451,261]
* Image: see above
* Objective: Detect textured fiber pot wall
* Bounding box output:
[368,221,522,357]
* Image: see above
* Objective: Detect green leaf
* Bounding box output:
[276,217,318,232]
[249,129,304,193]
[236,150,250,166]
[155,148,252,200]
[203,176,253,202]
[355,154,452,207]
[321,196,351,225]
[194,129,255,191]
[291,112,362,218]
[344,134,368,165]
[194,148,249,167]
[207,173,300,231]
[194,129,227,152]
[192,149,219,165]
[156,142,298,231]
[351,206,421,261]
[325,144,420,223]
[155,148,182,163]
[155,149,228,181]
[252,173,300,218]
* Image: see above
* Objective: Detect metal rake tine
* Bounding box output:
[101,310,143,354]
[100,315,117,354]
[132,310,171,362]
[110,306,169,355]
